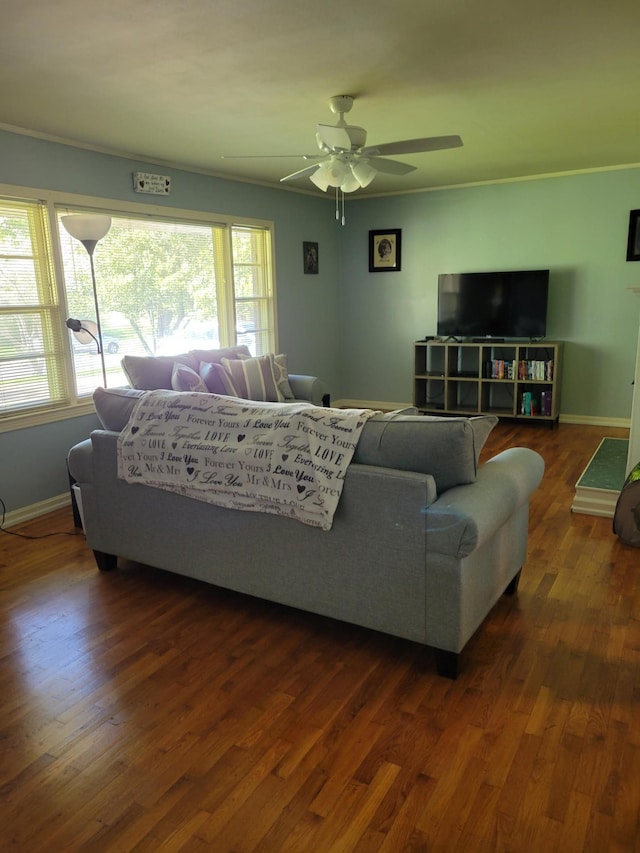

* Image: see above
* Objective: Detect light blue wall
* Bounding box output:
[0,130,340,380]
[0,130,338,515]
[343,169,640,416]
[2,127,640,516]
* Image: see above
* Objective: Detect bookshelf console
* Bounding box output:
[413,340,562,425]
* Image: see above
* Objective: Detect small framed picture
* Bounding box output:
[369,229,402,272]
[303,241,319,274]
[627,210,640,261]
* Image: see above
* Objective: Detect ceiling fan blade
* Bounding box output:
[280,163,323,183]
[316,124,352,151]
[362,135,463,157]
[367,157,416,176]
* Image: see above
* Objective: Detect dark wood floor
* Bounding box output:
[1,421,639,851]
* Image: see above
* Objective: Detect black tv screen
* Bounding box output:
[437,269,549,339]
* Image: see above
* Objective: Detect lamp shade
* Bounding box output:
[352,158,377,188]
[325,157,349,188]
[340,171,361,193]
[66,318,99,346]
[61,214,112,242]
[310,163,331,192]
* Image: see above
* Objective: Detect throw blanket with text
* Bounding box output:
[117,391,378,530]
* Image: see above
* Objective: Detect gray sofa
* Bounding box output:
[120,345,329,406]
[67,386,544,678]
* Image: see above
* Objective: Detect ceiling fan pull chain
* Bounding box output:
[341,190,346,226]
[335,187,339,221]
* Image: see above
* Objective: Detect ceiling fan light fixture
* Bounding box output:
[325,156,349,188]
[340,172,361,193]
[352,158,377,188]
[309,163,331,191]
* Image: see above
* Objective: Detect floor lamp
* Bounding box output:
[61,214,112,387]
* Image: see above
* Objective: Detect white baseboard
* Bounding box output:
[3,493,71,528]
[335,401,630,431]
[559,414,630,429]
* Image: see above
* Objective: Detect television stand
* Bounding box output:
[413,339,562,425]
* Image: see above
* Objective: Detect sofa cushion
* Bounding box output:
[199,361,240,396]
[93,386,146,431]
[271,354,295,401]
[233,351,295,401]
[354,414,498,493]
[221,354,286,402]
[121,345,250,390]
[171,362,208,392]
[188,345,251,365]
[121,352,196,390]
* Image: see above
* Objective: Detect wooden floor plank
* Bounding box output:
[2,421,640,850]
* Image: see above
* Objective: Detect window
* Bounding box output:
[232,226,276,356]
[58,210,276,394]
[0,199,67,418]
[0,189,277,426]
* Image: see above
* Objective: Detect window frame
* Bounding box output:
[0,183,277,434]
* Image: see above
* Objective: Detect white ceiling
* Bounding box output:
[2,0,640,196]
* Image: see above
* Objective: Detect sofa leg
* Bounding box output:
[504,569,522,596]
[434,649,459,679]
[93,550,117,571]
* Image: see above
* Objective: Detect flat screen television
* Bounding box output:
[437,269,549,340]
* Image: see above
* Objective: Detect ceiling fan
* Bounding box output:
[276,95,463,195]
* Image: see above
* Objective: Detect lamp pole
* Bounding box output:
[86,247,107,387]
[61,215,111,387]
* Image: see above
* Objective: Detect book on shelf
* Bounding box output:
[489,359,520,379]
[476,357,555,382]
[520,389,553,417]
[517,359,554,381]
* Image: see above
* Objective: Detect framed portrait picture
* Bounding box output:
[627,210,640,261]
[303,241,319,274]
[369,229,402,272]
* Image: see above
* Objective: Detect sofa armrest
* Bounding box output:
[67,438,94,484]
[288,374,328,406]
[424,447,545,558]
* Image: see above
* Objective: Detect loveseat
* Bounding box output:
[67,386,545,678]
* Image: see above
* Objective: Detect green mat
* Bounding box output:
[577,437,629,491]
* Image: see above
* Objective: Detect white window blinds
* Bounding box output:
[0,200,67,417]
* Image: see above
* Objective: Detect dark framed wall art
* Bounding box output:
[303,241,319,274]
[369,229,402,272]
[627,210,640,261]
